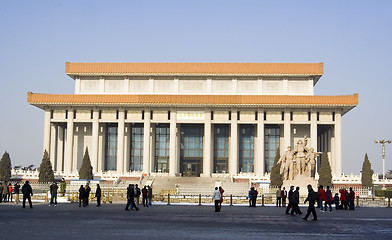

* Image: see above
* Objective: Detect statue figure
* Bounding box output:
[278,146,295,180]
[293,137,309,175]
[305,148,322,177]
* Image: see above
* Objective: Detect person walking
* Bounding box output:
[324,186,333,212]
[79,185,86,207]
[142,186,148,207]
[49,182,58,206]
[22,181,33,209]
[281,187,287,207]
[212,187,221,212]
[276,188,281,207]
[318,185,325,211]
[95,184,101,207]
[303,184,317,221]
[249,187,258,207]
[134,184,141,209]
[7,183,13,202]
[349,187,355,210]
[125,184,139,211]
[3,182,9,202]
[14,182,20,204]
[285,186,294,214]
[291,186,302,215]
[85,183,91,206]
[147,186,153,206]
[219,186,224,210]
[59,178,66,197]
[339,188,348,210]
[333,193,340,210]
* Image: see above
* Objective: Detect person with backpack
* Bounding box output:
[303,184,317,221]
[324,186,333,212]
[212,187,221,212]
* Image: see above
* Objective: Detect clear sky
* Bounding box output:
[1,1,391,175]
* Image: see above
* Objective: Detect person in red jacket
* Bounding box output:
[339,188,348,210]
[318,185,326,211]
[219,187,224,210]
[324,186,333,212]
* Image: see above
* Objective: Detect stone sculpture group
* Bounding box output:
[278,136,321,180]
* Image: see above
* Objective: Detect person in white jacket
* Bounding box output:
[212,187,222,212]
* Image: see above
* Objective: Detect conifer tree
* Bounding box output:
[38,150,54,183]
[270,150,283,187]
[361,153,374,188]
[0,151,12,181]
[318,151,332,187]
[79,147,93,180]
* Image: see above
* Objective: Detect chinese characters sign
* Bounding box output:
[177,111,205,120]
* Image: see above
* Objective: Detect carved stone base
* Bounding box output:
[283,174,318,196]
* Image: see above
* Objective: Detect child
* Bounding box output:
[333,193,340,210]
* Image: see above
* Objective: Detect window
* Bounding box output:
[105,123,118,171]
[130,124,144,171]
[264,124,280,172]
[239,125,255,173]
[154,124,170,173]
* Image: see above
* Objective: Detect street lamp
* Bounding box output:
[374,139,392,190]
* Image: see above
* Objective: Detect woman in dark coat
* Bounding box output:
[79,185,86,207]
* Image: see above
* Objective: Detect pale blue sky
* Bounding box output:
[1,1,391,175]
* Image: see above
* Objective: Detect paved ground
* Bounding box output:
[0,202,391,240]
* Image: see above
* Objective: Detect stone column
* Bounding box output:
[203,111,212,177]
[310,111,318,150]
[143,110,151,175]
[64,110,74,174]
[334,111,342,176]
[43,109,51,153]
[255,111,265,176]
[117,110,125,173]
[91,110,99,174]
[169,110,177,176]
[50,123,57,171]
[56,125,65,173]
[230,110,238,175]
[284,111,291,149]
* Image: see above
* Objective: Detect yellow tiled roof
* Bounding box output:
[65,62,323,75]
[28,92,357,107]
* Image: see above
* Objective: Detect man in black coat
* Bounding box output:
[22,181,33,208]
[79,185,86,207]
[125,184,139,211]
[303,184,317,221]
[249,187,258,207]
[285,186,294,214]
[95,184,101,207]
[291,186,302,215]
[49,182,58,206]
[85,183,91,206]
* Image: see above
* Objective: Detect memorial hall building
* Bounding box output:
[27,62,358,180]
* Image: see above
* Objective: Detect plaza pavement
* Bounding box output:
[0,202,391,240]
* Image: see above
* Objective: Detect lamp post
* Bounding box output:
[374,139,391,190]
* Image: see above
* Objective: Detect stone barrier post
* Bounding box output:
[261,194,265,207]
[198,194,202,206]
[388,197,391,208]
[230,194,233,206]
[356,196,359,208]
[167,193,170,205]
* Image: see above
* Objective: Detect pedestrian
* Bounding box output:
[147,185,153,206]
[0,182,4,203]
[349,187,355,210]
[281,187,287,207]
[318,185,325,211]
[95,184,101,207]
[333,193,340,210]
[303,184,317,221]
[285,186,294,214]
[125,184,139,211]
[291,186,302,215]
[3,181,9,202]
[49,182,58,206]
[59,178,66,197]
[85,183,91,206]
[134,184,141,208]
[339,188,348,210]
[276,188,281,207]
[14,182,20,204]
[7,183,13,202]
[142,186,148,207]
[316,186,320,208]
[324,186,333,212]
[249,187,258,207]
[212,187,221,212]
[79,185,86,207]
[219,186,224,210]
[22,181,33,209]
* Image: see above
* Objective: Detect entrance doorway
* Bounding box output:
[180,124,204,177]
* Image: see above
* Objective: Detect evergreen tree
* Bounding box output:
[79,147,93,180]
[318,151,332,187]
[0,151,12,181]
[38,150,54,183]
[361,153,374,188]
[270,150,283,187]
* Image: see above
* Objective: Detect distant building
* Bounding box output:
[28,62,357,180]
